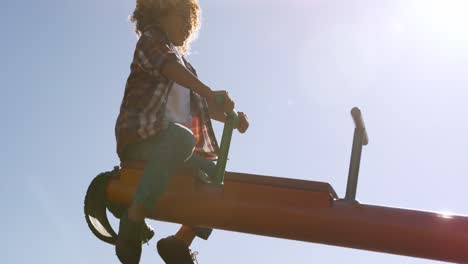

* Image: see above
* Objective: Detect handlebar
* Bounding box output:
[213,95,240,184]
[351,107,369,146]
[214,94,239,123]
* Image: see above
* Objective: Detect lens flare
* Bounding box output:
[438,211,454,219]
[412,0,468,35]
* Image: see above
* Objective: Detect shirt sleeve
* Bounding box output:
[133,29,178,78]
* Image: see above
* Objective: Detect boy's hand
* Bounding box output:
[236,112,249,133]
[209,90,235,113]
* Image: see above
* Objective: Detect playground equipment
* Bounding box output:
[84,107,468,263]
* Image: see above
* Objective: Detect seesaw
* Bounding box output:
[84,107,468,263]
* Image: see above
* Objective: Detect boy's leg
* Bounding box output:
[183,152,216,240]
[157,153,216,264]
[175,225,197,246]
[116,123,196,264]
[133,123,196,212]
[184,152,217,180]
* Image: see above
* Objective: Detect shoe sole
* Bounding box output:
[157,237,194,264]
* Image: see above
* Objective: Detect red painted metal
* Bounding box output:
[107,167,468,263]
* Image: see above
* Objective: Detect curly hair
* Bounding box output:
[130,0,201,55]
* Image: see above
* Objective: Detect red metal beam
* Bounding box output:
[107,168,468,263]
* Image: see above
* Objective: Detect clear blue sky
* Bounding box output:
[3,0,468,263]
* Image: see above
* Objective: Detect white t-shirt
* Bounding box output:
[163,44,192,129]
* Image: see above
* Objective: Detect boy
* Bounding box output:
[115,0,249,263]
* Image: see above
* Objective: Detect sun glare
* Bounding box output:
[437,211,454,219]
[412,0,468,35]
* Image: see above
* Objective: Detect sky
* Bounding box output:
[3,0,468,263]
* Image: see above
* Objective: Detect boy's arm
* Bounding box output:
[161,60,214,99]
[210,106,249,133]
[162,61,225,123]
[161,60,235,114]
[208,103,227,123]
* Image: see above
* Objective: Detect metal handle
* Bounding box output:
[213,95,239,184]
[351,107,369,146]
[345,107,369,201]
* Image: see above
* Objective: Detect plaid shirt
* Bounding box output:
[115,25,219,161]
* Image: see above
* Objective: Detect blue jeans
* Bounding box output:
[122,123,215,240]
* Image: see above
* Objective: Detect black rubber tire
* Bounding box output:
[84,170,119,245]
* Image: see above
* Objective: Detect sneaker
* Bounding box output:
[190,249,199,264]
[115,213,144,264]
[108,205,155,244]
[157,235,199,264]
[196,170,214,184]
[141,221,155,244]
[196,169,224,185]
[190,249,198,264]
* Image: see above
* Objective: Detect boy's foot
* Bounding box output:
[196,170,214,184]
[115,213,144,264]
[141,221,155,244]
[196,169,224,186]
[157,235,198,264]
